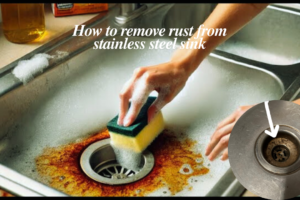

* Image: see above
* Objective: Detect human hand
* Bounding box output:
[117,61,191,127]
[205,105,254,161]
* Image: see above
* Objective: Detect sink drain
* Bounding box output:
[255,125,300,174]
[80,138,154,185]
[272,145,290,162]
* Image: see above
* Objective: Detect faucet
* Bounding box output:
[120,3,142,15]
[115,3,148,24]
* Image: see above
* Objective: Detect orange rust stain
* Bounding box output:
[183,168,190,173]
[0,189,14,197]
[35,129,209,196]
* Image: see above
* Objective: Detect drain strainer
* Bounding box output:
[272,145,290,162]
[95,163,136,179]
[80,138,154,185]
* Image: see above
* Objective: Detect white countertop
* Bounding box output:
[0,3,99,69]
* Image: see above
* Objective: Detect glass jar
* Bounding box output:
[1,3,45,43]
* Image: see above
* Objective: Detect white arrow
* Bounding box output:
[264,101,279,138]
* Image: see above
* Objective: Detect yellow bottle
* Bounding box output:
[1,3,45,43]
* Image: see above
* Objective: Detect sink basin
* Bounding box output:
[164,4,300,65]
[0,36,284,196]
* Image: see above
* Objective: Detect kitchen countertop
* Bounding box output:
[0,3,100,69]
[0,3,257,198]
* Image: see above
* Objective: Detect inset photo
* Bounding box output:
[229,100,300,199]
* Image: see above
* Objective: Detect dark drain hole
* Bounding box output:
[272,145,290,162]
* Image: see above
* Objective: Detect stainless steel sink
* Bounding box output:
[0,3,300,197]
[164,4,300,65]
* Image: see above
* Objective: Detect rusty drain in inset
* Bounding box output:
[255,126,300,174]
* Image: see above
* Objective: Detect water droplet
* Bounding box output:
[136,189,141,194]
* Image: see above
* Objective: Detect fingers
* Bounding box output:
[147,89,170,123]
[205,123,235,157]
[147,101,161,124]
[123,76,152,127]
[124,99,147,127]
[216,110,237,130]
[208,134,230,161]
[118,67,149,126]
[118,80,133,126]
[221,148,228,161]
[132,67,147,80]
[206,105,254,161]
[215,105,254,130]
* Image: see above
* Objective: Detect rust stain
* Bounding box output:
[0,189,14,197]
[35,129,209,196]
[183,168,190,173]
